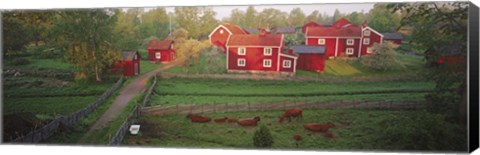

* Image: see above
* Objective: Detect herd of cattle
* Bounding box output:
[185,108,336,140]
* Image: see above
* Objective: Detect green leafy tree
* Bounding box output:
[113,9,142,50]
[198,7,219,40]
[306,10,320,22]
[287,8,306,27]
[2,12,30,57]
[51,10,120,82]
[345,11,367,25]
[257,8,287,28]
[253,125,274,148]
[368,4,401,32]
[244,6,258,28]
[388,2,468,123]
[228,9,246,27]
[359,42,404,71]
[174,7,201,39]
[201,46,226,74]
[332,9,343,21]
[139,7,170,39]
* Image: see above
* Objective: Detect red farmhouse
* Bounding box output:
[122,51,141,77]
[209,22,248,51]
[225,33,298,75]
[304,18,383,58]
[290,45,326,73]
[147,38,176,63]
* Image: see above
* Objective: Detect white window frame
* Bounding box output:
[283,60,291,68]
[318,39,326,45]
[363,38,370,45]
[220,29,224,34]
[238,47,246,55]
[346,39,354,45]
[264,48,272,56]
[364,30,371,36]
[237,58,246,67]
[155,52,161,59]
[263,59,272,67]
[346,48,354,55]
[367,47,373,54]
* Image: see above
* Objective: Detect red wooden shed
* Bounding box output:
[290,45,326,73]
[122,51,141,77]
[147,38,176,63]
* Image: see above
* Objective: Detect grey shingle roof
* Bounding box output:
[382,32,404,40]
[243,28,258,34]
[122,51,139,61]
[274,27,296,34]
[290,45,326,54]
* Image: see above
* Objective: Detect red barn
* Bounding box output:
[382,32,404,45]
[305,18,383,58]
[122,51,140,77]
[290,45,326,73]
[147,38,176,63]
[209,22,248,51]
[225,33,298,76]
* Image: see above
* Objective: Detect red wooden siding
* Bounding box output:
[227,47,279,72]
[279,56,296,72]
[209,27,231,49]
[306,38,337,57]
[148,49,176,62]
[360,28,383,56]
[122,51,141,77]
[296,53,326,73]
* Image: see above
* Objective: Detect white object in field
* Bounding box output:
[129,125,141,135]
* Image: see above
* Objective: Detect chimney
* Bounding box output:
[258,28,269,36]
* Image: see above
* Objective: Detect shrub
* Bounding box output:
[376,110,467,151]
[201,46,226,74]
[359,42,405,71]
[253,125,274,148]
[27,45,61,59]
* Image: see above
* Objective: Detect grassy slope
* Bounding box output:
[140,60,161,75]
[121,109,438,150]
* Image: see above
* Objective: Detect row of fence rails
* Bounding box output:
[141,100,426,116]
[109,75,158,145]
[11,77,124,143]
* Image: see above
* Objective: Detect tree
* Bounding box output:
[201,46,226,74]
[228,9,246,27]
[253,125,274,148]
[2,12,30,57]
[113,9,142,50]
[306,10,320,22]
[332,9,343,21]
[198,7,219,40]
[174,7,201,39]
[287,8,306,27]
[257,8,287,28]
[359,42,404,71]
[345,11,367,25]
[51,10,120,82]
[139,7,170,39]
[388,2,468,123]
[368,4,401,32]
[244,6,258,28]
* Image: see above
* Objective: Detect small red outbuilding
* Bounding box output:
[290,45,326,73]
[147,38,176,63]
[122,51,141,77]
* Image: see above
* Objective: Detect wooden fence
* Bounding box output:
[10,77,124,143]
[109,75,157,145]
[141,100,425,116]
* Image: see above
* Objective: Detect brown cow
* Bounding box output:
[292,134,303,141]
[303,122,335,132]
[279,108,303,123]
[214,117,228,123]
[237,116,261,126]
[186,113,211,123]
[227,117,238,123]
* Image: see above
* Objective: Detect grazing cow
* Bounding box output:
[279,108,303,123]
[227,117,238,123]
[323,131,334,139]
[293,134,303,141]
[237,116,261,126]
[303,122,335,132]
[186,113,211,123]
[214,117,228,123]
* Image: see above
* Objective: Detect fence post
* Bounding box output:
[248,102,250,112]
[213,104,216,113]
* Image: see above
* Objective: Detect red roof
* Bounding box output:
[332,18,352,28]
[306,25,362,37]
[222,22,248,34]
[226,34,283,47]
[147,39,173,50]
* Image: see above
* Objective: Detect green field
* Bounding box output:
[140,60,161,75]
[149,77,433,105]
[122,109,466,151]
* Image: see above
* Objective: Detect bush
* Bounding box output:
[201,46,226,74]
[27,45,61,59]
[359,42,405,71]
[11,58,31,66]
[253,125,274,148]
[376,110,467,151]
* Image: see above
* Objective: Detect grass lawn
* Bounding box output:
[140,60,161,75]
[121,109,466,151]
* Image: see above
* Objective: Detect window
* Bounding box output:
[367,47,373,54]
[283,60,291,68]
[346,48,354,55]
[263,59,272,67]
[363,38,370,45]
[346,39,354,45]
[220,29,224,34]
[364,30,371,36]
[318,39,326,45]
[155,52,161,59]
[237,59,246,67]
[264,48,272,56]
[238,48,246,55]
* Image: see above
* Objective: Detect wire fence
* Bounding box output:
[109,75,157,145]
[9,77,124,143]
[141,100,425,116]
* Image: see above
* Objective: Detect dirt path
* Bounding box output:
[79,61,180,143]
